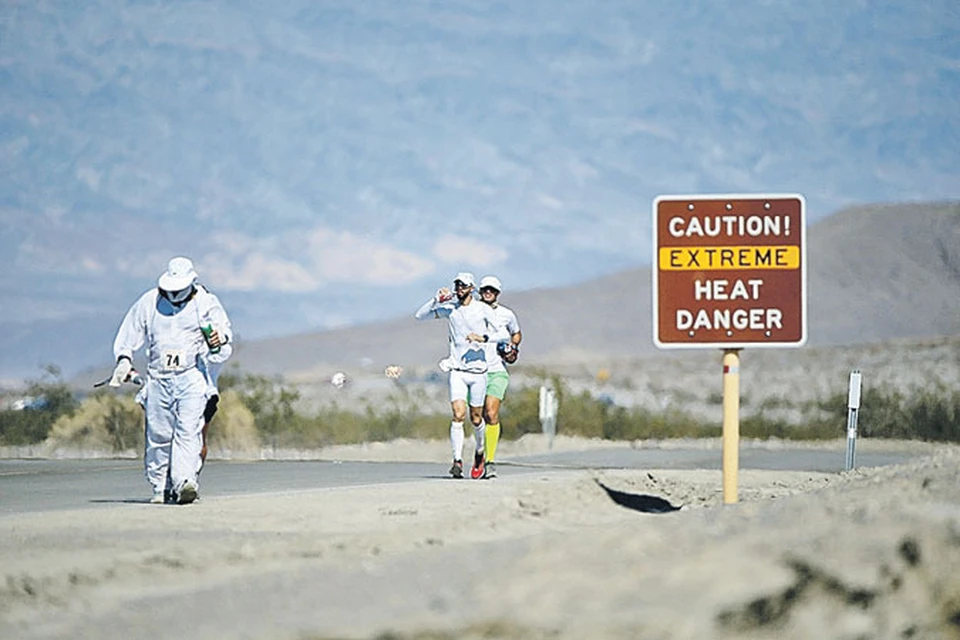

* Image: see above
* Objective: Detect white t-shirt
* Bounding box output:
[483,303,520,373]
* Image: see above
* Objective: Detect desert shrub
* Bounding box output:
[219,371,300,438]
[0,365,79,445]
[219,374,960,445]
[257,406,366,450]
[243,385,450,448]
[498,384,544,438]
[906,388,960,441]
[276,407,368,449]
[608,407,711,440]
[860,386,960,442]
[0,406,54,445]
[498,379,711,441]
[553,388,606,439]
[850,386,910,438]
[46,392,144,452]
[44,387,261,456]
[552,390,708,440]
[757,395,797,411]
[249,382,451,449]
[49,367,950,450]
[352,386,450,444]
[271,407,451,449]
[811,383,960,443]
[739,414,839,440]
[205,389,260,456]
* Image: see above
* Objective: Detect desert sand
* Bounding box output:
[2,436,959,640]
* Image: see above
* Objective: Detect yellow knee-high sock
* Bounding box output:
[485,422,501,462]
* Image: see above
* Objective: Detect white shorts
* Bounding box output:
[449,369,487,407]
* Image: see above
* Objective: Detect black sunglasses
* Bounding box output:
[480,286,499,294]
[454,281,472,289]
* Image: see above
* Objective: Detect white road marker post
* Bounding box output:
[722,349,741,504]
[539,385,558,449]
[845,369,862,471]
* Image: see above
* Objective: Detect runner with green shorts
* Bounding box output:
[478,275,522,479]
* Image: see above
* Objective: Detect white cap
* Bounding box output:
[453,272,475,287]
[479,275,502,292]
[158,257,198,291]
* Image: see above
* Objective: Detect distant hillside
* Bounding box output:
[806,202,960,344]
[223,202,960,379]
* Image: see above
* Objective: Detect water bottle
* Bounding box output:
[201,324,221,354]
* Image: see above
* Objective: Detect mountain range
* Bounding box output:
[220,201,960,382]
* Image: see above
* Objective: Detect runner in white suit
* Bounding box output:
[111,257,233,504]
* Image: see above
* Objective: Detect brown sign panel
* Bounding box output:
[652,194,807,349]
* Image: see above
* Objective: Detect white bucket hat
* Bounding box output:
[158,257,198,292]
[479,275,502,292]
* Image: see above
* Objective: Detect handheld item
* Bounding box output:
[94,371,144,388]
[201,324,221,354]
[497,341,519,364]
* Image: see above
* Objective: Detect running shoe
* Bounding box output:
[484,461,497,479]
[449,459,464,478]
[470,451,485,479]
[177,480,199,504]
[150,490,165,504]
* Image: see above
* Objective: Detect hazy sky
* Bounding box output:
[1,0,958,378]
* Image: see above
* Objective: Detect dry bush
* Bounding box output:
[46,392,143,453]
[205,389,260,457]
[43,389,260,458]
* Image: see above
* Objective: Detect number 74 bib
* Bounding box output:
[160,349,187,372]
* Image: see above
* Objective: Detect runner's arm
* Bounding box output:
[113,293,149,362]
[507,311,522,346]
[414,297,452,320]
[201,290,233,346]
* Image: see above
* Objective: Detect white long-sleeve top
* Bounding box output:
[415,295,506,373]
[113,285,233,379]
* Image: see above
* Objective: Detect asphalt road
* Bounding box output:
[0,445,919,515]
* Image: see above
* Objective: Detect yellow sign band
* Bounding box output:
[659,245,800,271]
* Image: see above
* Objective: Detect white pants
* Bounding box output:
[449,369,487,407]
[143,368,206,493]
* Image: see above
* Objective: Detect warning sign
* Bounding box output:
[652,194,807,349]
